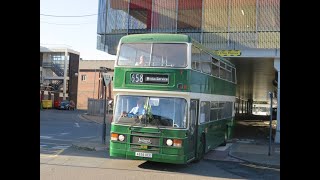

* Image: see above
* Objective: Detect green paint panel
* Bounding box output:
[189,70,236,96]
[114,68,235,96]
[161,147,184,155]
[110,141,127,150]
[110,124,190,164]
[111,124,187,136]
[196,118,232,153]
[114,68,189,92]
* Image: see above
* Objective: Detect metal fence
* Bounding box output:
[87,98,105,116]
[87,98,113,116]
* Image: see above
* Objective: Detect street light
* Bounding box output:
[268,92,273,156]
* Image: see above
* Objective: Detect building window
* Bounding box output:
[81,75,87,81]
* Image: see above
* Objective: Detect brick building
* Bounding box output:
[77,60,115,110]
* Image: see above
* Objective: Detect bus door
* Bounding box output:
[188,99,199,160]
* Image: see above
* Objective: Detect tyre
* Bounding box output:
[221,132,227,146]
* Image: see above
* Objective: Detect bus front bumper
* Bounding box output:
[109,148,187,164]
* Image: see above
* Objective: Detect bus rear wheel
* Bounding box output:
[221,132,227,146]
[221,125,229,146]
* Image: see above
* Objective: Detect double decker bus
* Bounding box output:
[110,33,237,164]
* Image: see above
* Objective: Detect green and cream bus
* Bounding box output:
[110,33,237,164]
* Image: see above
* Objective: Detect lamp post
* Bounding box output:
[268,92,273,156]
[102,83,107,144]
[101,67,111,144]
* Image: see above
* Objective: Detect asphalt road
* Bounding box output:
[40,109,279,180]
[40,109,104,156]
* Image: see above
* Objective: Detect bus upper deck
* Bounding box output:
[116,33,235,69]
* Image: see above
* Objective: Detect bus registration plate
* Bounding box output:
[135,152,152,158]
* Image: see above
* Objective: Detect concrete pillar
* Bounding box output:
[63,49,68,100]
[241,100,244,114]
[274,58,280,143]
[40,91,44,101]
[237,98,240,114]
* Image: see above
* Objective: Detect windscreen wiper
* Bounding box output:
[129,117,140,130]
[154,118,162,133]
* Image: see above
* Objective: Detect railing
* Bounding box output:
[51,80,63,91]
[52,63,64,76]
[42,62,53,68]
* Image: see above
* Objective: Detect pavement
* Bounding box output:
[74,113,280,169]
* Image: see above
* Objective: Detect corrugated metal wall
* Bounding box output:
[97,0,279,54]
[87,98,107,116]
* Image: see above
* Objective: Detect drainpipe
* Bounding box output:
[274,58,280,143]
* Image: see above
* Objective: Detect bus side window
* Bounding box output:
[191,45,201,70]
[193,61,201,71]
[200,51,211,74]
[201,62,212,74]
[191,62,196,69]
[211,58,219,77]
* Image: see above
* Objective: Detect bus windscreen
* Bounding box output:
[114,95,187,128]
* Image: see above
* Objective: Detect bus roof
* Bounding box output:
[120,33,192,43]
[120,33,235,67]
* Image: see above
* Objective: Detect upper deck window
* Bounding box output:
[117,43,187,68]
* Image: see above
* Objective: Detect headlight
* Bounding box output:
[166,139,173,146]
[118,134,125,141]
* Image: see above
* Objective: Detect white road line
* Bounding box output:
[79,136,96,139]
[214,143,233,151]
[78,114,86,120]
[40,136,52,139]
[51,145,70,149]
[236,139,255,143]
[41,138,81,142]
[60,132,70,135]
[40,154,54,158]
[40,148,56,151]
[40,149,66,158]
[40,142,70,146]
[75,123,80,127]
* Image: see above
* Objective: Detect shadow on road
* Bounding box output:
[233,119,277,141]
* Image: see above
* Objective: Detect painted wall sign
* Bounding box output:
[213,50,241,56]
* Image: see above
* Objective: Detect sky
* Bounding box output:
[40,0,116,60]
